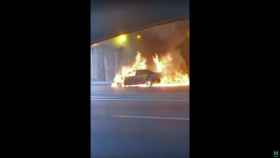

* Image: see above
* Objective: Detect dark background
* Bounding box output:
[2,0,279,158]
[91,0,189,43]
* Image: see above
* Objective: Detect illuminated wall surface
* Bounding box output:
[91,20,189,82]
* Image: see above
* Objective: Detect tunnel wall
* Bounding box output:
[91,45,116,82]
[91,43,135,82]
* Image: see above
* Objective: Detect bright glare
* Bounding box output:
[136,34,142,39]
[114,34,128,46]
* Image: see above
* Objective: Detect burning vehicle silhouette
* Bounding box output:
[124,69,161,87]
[111,52,189,88]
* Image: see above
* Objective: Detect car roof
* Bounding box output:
[136,70,156,75]
[136,69,152,72]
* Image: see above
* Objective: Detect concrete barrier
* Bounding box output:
[91,81,112,85]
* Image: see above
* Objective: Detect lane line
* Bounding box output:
[112,115,189,121]
[91,95,188,99]
[92,98,187,102]
[91,96,188,102]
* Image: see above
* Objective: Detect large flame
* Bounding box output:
[111,52,147,87]
[112,52,189,88]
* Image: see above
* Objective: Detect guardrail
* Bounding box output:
[91,81,112,85]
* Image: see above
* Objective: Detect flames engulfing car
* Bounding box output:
[124,69,161,87]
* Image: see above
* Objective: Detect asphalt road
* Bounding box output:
[91,84,189,158]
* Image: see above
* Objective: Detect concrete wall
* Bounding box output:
[91,43,132,82]
[91,46,105,81]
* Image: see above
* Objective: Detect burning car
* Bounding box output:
[124,69,161,87]
[111,52,189,88]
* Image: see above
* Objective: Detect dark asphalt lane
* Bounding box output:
[91,85,189,158]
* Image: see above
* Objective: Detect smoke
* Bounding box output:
[132,20,189,73]
[97,20,190,74]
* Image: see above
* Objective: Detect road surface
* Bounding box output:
[91,84,189,158]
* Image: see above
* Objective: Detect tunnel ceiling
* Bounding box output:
[91,0,189,44]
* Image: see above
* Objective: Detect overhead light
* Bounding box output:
[136,34,142,39]
[113,34,128,47]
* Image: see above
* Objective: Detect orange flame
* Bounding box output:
[112,52,189,88]
[111,52,146,87]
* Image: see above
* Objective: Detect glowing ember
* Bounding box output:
[112,52,189,88]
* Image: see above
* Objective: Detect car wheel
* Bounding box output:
[146,81,152,87]
[117,83,122,87]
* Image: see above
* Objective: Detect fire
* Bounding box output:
[111,52,147,87]
[152,53,189,87]
[111,52,189,88]
[153,54,172,73]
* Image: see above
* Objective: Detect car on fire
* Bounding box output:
[124,69,161,87]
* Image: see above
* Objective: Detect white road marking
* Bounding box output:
[91,96,188,102]
[112,115,189,121]
[93,99,187,102]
